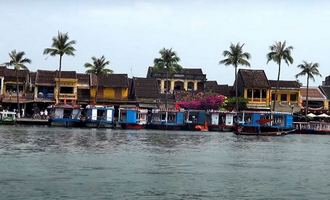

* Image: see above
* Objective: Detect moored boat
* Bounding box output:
[148,110,185,130]
[184,110,208,131]
[83,105,114,128]
[208,110,235,132]
[294,121,330,134]
[235,111,295,136]
[0,111,16,125]
[48,104,82,127]
[118,107,148,129]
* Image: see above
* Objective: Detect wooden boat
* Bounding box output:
[118,107,148,129]
[234,111,295,136]
[208,110,235,132]
[148,110,185,130]
[48,104,82,127]
[83,105,114,128]
[0,111,16,125]
[294,121,330,134]
[184,110,208,131]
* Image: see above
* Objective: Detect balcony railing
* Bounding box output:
[59,93,76,99]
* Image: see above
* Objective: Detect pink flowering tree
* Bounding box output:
[176,95,225,110]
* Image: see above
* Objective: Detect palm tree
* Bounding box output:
[267,41,294,111]
[4,50,31,118]
[154,48,182,110]
[43,32,76,104]
[84,56,112,104]
[220,43,251,111]
[295,61,321,116]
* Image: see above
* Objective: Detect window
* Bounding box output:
[281,94,287,101]
[261,89,267,99]
[247,89,253,98]
[272,94,276,101]
[290,93,297,102]
[253,89,260,99]
[60,87,74,94]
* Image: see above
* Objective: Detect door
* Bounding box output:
[211,113,219,125]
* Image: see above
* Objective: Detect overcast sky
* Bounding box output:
[0,0,329,86]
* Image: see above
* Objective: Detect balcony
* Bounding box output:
[2,92,34,103]
[59,93,76,100]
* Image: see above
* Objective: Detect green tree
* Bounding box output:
[267,41,293,111]
[224,97,248,111]
[295,61,321,116]
[43,32,76,104]
[154,48,182,110]
[4,50,31,118]
[219,43,250,111]
[84,56,112,103]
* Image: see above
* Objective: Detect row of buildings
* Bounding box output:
[0,65,329,117]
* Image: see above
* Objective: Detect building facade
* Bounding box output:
[269,80,301,113]
[147,67,207,93]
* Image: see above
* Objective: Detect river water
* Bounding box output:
[1,126,330,200]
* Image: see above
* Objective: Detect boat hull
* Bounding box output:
[49,119,82,127]
[84,121,114,128]
[121,124,146,129]
[235,125,294,136]
[209,125,234,132]
[147,124,184,130]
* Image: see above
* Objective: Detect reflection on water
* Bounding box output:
[1,126,330,200]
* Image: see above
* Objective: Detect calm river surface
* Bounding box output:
[1,126,330,200]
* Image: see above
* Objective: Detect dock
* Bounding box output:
[16,118,49,125]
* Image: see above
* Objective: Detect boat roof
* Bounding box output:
[53,104,81,109]
[86,105,114,109]
[240,111,292,115]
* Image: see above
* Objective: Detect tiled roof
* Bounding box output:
[148,66,204,75]
[132,77,159,99]
[269,80,300,88]
[55,70,77,79]
[319,86,330,100]
[3,68,29,82]
[238,69,269,88]
[97,74,128,88]
[147,67,207,81]
[77,73,90,85]
[218,84,233,97]
[29,72,36,85]
[205,81,220,92]
[300,87,326,100]
[36,70,56,85]
[0,66,6,76]
[205,81,233,97]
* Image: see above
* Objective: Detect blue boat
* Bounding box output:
[208,110,235,132]
[118,107,148,129]
[83,106,115,128]
[49,104,82,127]
[235,111,294,136]
[184,110,208,131]
[149,110,185,130]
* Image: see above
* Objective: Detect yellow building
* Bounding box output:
[236,69,271,110]
[54,71,78,104]
[269,80,302,113]
[90,74,129,104]
[147,67,206,93]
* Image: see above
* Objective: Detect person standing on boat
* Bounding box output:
[44,109,48,120]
